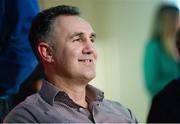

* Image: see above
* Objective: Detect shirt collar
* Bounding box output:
[39,79,59,105]
[86,84,104,102]
[39,79,104,106]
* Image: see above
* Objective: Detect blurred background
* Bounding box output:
[38,0,180,122]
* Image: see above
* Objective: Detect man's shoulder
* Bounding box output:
[15,92,51,111]
[10,93,42,112]
[102,99,130,113]
[101,99,137,122]
[21,93,41,106]
[4,93,48,123]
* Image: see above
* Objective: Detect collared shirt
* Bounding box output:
[4,79,137,123]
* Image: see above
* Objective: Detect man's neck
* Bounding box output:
[48,75,88,108]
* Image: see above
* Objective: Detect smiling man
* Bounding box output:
[4,5,137,123]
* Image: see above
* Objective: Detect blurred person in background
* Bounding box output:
[143,3,180,97]
[147,28,180,123]
[0,0,39,122]
[4,5,137,123]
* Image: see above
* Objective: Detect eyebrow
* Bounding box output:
[69,32,96,39]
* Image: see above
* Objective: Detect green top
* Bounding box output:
[143,39,180,97]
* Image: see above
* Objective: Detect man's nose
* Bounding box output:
[82,40,95,54]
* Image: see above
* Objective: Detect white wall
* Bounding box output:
[39,0,166,122]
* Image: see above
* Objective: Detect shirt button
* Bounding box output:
[79,107,83,112]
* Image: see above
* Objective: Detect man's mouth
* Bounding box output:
[78,59,93,63]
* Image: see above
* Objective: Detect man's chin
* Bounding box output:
[80,73,96,83]
[85,74,96,82]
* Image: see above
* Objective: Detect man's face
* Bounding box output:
[51,15,97,83]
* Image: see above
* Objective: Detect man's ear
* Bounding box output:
[38,42,54,63]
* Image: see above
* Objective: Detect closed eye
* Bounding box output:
[91,37,95,43]
[90,33,96,43]
[73,38,81,42]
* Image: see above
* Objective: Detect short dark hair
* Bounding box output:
[29,5,80,61]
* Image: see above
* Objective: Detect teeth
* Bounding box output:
[79,59,92,62]
[85,60,90,62]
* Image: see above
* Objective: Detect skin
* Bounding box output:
[38,15,97,108]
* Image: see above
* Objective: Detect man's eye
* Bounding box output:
[73,38,81,42]
[91,38,95,43]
